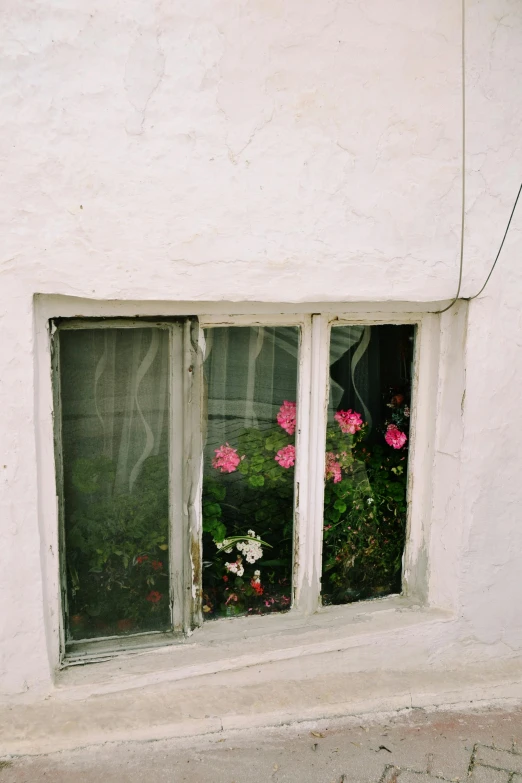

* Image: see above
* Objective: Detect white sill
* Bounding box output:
[55,595,453,701]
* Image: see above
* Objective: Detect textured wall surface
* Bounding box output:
[0,0,521,696]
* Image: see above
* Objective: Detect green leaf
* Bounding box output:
[333,500,347,513]
[259,559,287,567]
[248,475,265,488]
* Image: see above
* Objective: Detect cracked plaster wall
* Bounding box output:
[0,0,521,696]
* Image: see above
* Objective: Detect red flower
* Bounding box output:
[146,590,162,604]
[250,579,264,595]
[136,555,149,565]
[222,575,228,582]
[151,560,163,571]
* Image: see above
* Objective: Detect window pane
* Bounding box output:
[60,328,171,639]
[202,326,299,618]
[321,324,414,605]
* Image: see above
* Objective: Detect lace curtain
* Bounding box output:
[203,325,374,457]
[60,327,170,495]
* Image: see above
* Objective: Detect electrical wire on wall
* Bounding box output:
[467,183,522,301]
[436,0,522,315]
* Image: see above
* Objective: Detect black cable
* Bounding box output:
[435,0,466,315]
[435,0,521,313]
[467,182,522,300]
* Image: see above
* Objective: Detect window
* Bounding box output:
[54,319,202,648]
[322,325,414,605]
[52,314,416,654]
[201,326,299,617]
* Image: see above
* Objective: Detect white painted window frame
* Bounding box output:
[35,297,447,669]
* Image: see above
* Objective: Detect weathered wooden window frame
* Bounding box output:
[44,306,432,665]
[52,317,203,660]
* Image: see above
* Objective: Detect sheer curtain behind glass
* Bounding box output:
[60,328,171,640]
[203,326,299,450]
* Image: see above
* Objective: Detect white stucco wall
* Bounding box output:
[0,0,521,697]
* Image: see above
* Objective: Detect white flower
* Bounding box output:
[254,570,261,577]
[225,560,245,577]
[367,498,374,505]
[225,553,246,576]
[234,533,263,563]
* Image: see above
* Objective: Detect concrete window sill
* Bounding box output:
[54,595,453,701]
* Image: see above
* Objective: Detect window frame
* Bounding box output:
[37,301,439,667]
[51,317,203,659]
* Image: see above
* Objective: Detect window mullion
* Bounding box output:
[169,324,185,632]
[292,316,312,609]
[182,318,203,633]
[294,314,329,613]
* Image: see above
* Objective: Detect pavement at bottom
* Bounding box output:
[1,704,522,782]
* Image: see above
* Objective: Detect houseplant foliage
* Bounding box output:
[65,454,170,637]
[202,392,410,616]
[321,391,410,604]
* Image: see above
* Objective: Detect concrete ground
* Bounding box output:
[2,705,522,782]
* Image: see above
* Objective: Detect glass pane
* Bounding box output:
[60,328,171,639]
[321,324,414,605]
[201,326,299,618]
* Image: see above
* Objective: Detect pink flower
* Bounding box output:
[325,452,342,483]
[275,444,296,468]
[277,401,296,435]
[384,424,407,449]
[212,443,242,473]
[334,409,363,435]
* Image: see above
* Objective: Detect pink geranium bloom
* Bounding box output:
[277,401,296,435]
[384,424,407,449]
[275,444,296,468]
[325,451,342,483]
[334,409,363,435]
[212,443,242,473]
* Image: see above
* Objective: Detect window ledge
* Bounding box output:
[55,596,454,701]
